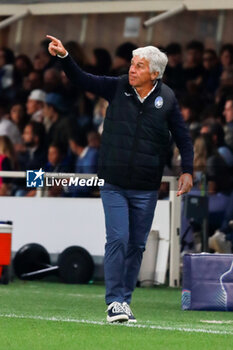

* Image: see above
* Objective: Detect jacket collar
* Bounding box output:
[133,80,159,103]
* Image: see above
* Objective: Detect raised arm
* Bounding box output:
[46,35,118,102]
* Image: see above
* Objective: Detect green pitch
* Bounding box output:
[0,279,232,350]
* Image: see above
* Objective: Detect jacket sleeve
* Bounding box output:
[167,97,194,175]
[59,54,119,102]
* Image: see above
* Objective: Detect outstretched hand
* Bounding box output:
[46,35,67,57]
[176,173,193,197]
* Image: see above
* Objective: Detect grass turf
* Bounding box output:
[0,279,233,350]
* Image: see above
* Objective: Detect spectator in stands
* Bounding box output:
[181,134,231,251]
[67,132,99,197]
[64,41,87,68]
[215,66,233,114]
[69,133,99,174]
[223,97,233,151]
[26,89,46,123]
[17,121,46,171]
[87,48,112,76]
[23,70,43,93]
[220,44,233,69]
[180,95,201,137]
[220,66,233,88]
[15,121,46,196]
[0,135,17,196]
[43,92,68,148]
[44,143,69,197]
[93,97,108,133]
[191,134,232,232]
[16,70,44,104]
[0,97,22,145]
[45,143,68,173]
[14,54,33,82]
[0,47,15,99]
[209,190,233,253]
[164,43,185,95]
[33,43,55,73]
[111,42,137,76]
[43,68,64,94]
[183,40,205,91]
[202,49,222,95]
[223,98,233,128]
[10,102,29,134]
[200,119,233,168]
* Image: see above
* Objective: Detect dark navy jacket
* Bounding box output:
[60,55,193,190]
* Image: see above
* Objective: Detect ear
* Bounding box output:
[151,71,159,81]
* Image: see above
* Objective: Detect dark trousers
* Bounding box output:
[100,182,158,305]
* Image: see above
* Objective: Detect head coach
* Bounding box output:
[47,35,193,323]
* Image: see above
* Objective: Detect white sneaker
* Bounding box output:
[106,302,129,323]
[209,230,232,253]
[122,302,137,323]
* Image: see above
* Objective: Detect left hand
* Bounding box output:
[176,173,193,197]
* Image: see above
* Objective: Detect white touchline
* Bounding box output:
[0,314,233,335]
[0,290,104,298]
[200,320,233,324]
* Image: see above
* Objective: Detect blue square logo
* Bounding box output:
[26,169,45,188]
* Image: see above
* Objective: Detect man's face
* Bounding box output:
[23,72,42,91]
[223,100,233,123]
[129,56,158,88]
[186,49,202,66]
[43,104,54,119]
[26,99,43,115]
[203,53,217,70]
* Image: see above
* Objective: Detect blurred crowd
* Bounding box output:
[0,38,233,251]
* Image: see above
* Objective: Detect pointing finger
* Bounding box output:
[46,35,60,44]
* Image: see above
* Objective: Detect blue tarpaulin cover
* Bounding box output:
[182,253,233,311]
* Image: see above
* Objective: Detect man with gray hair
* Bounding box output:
[47,35,193,323]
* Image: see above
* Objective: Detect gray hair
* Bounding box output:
[132,46,168,79]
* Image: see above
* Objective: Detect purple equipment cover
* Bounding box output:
[182,253,233,311]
